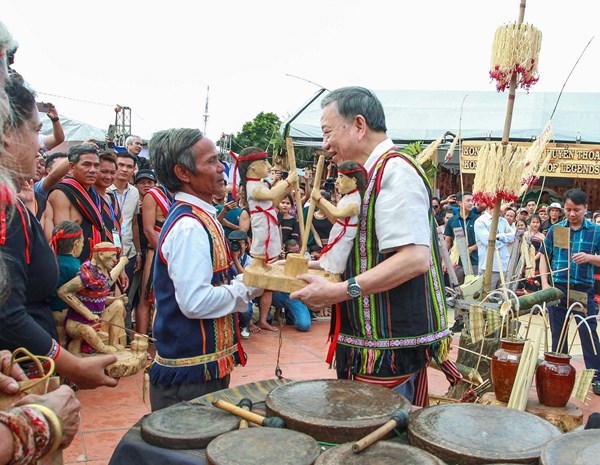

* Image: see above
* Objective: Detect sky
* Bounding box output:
[3,0,599,142]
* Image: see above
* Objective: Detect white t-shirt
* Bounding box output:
[108,183,140,258]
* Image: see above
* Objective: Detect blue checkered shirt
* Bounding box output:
[544,219,600,286]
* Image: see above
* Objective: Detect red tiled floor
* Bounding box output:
[63,318,600,464]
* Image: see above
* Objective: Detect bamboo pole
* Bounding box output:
[300,155,325,256]
[286,137,305,241]
[483,0,527,294]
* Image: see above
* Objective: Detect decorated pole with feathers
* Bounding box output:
[483,0,533,294]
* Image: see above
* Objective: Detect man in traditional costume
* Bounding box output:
[148,128,260,411]
[48,144,106,264]
[291,87,459,405]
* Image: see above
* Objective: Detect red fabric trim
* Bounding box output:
[230,150,268,199]
[50,230,82,253]
[15,202,31,265]
[319,217,357,258]
[249,205,278,261]
[413,368,429,407]
[339,167,366,175]
[326,303,341,365]
[354,373,413,389]
[93,246,119,253]
[147,187,172,218]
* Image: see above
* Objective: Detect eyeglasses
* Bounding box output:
[432,204,440,209]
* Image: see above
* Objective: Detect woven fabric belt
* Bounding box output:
[154,345,238,367]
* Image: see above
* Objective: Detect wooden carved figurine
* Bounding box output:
[310,160,366,275]
[59,242,129,355]
[49,220,84,347]
[237,147,296,269]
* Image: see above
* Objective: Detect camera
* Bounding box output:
[92,140,115,151]
[229,240,242,253]
[280,171,289,180]
[323,177,336,193]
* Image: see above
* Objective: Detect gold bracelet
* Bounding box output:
[26,404,63,458]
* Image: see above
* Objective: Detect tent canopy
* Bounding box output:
[41,114,106,142]
[283,89,600,147]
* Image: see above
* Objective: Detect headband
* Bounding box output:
[50,229,83,254]
[93,246,119,253]
[338,166,366,175]
[230,150,269,199]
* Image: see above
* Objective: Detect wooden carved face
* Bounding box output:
[335,173,357,195]
[248,159,271,180]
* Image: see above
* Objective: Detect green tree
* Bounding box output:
[231,112,282,152]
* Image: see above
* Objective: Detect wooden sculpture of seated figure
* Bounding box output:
[59,242,129,355]
[309,160,366,275]
[238,147,296,269]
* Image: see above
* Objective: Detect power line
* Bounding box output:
[36,91,114,108]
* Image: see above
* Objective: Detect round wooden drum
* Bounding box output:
[315,440,446,465]
[141,402,240,449]
[540,429,600,465]
[408,404,562,465]
[206,427,321,465]
[265,379,411,444]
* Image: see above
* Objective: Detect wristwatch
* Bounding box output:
[347,277,362,298]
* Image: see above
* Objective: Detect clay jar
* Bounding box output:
[491,339,526,403]
[535,352,575,408]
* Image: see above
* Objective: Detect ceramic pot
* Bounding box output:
[491,339,526,403]
[535,352,575,407]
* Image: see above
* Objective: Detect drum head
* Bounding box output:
[315,441,446,465]
[265,379,411,443]
[408,404,562,465]
[540,429,600,465]
[206,428,321,465]
[141,402,240,449]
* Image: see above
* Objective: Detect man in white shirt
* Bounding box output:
[108,152,141,328]
[474,207,515,290]
[290,87,453,405]
[147,128,259,410]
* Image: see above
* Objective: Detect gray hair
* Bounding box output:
[125,135,142,147]
[68,144,99,164]
[320,86,387,133]
[149,128,203,192]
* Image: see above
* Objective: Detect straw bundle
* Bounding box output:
[444,131,461,163]
[417,137,442,166]
[521,238,536,279]
[450,240,460,266]
[472,135,552,209]
[490,22,542,92]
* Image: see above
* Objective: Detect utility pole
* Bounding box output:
[203,85,210,135]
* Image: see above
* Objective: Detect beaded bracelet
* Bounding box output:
[0,406,51,465]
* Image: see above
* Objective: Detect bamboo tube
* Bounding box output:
[519,327,542,410]
[300,154,325,256]
[286,138,305,240]
[507,339,533,409]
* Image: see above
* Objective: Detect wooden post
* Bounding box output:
[483,0,527,294]
[300,155,325,256]
[286,137,305,240]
